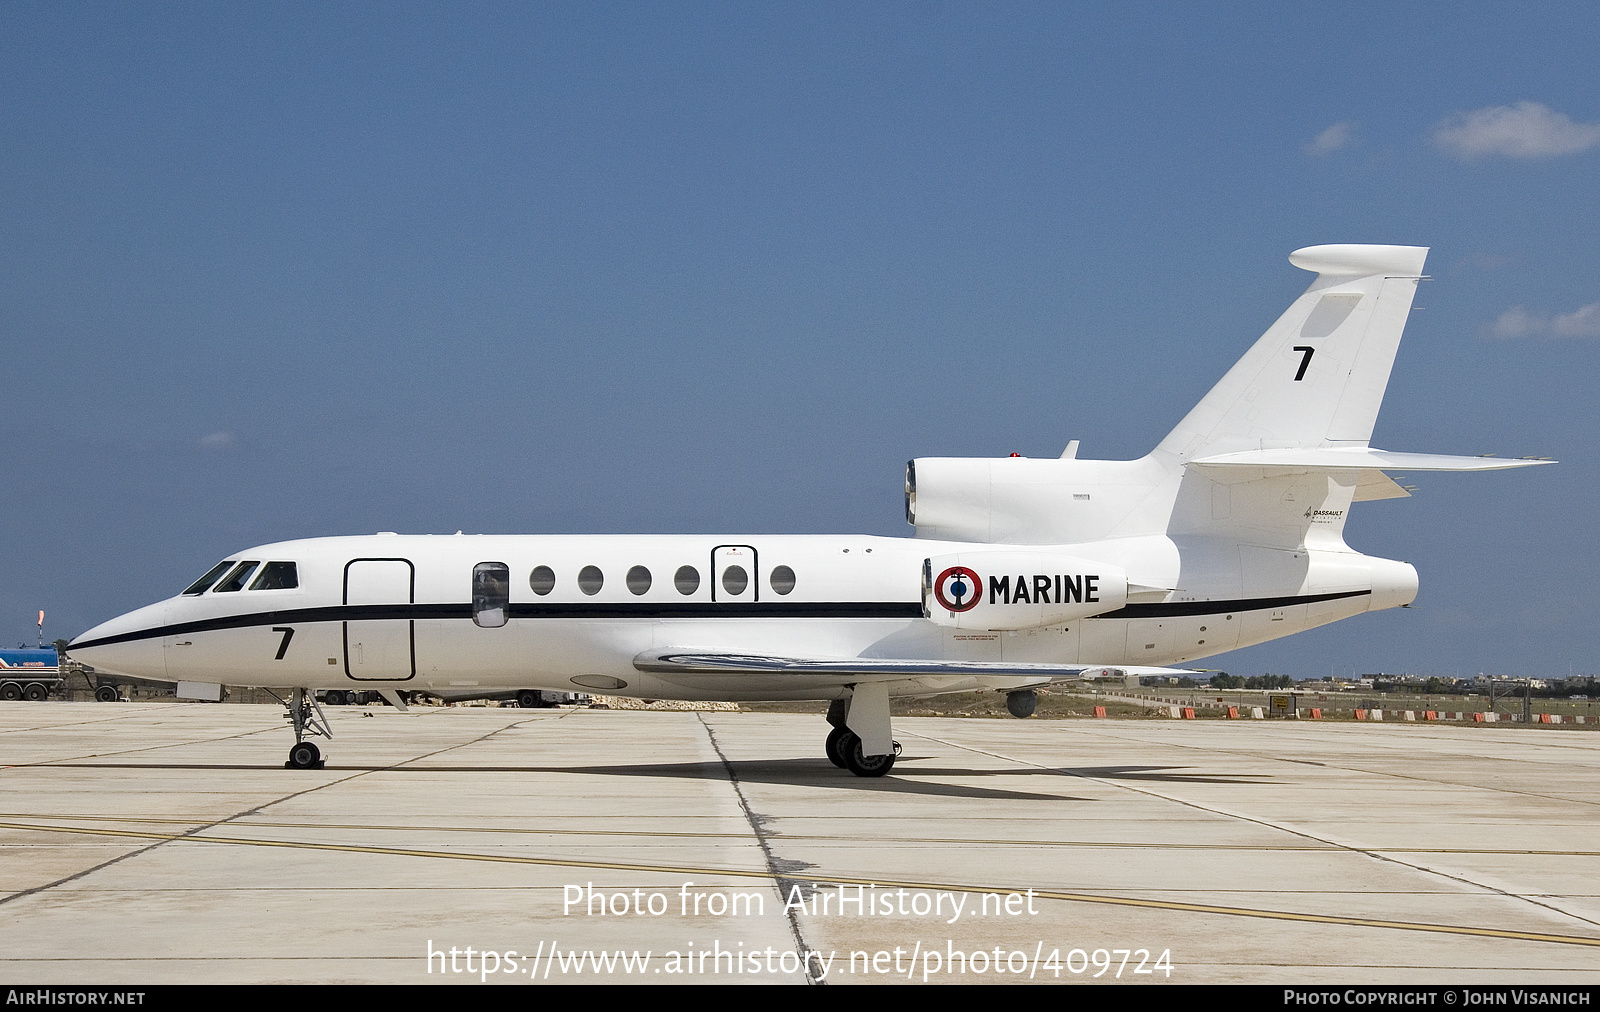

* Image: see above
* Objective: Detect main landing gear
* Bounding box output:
[272,687,332,769]
[824,691,902,778]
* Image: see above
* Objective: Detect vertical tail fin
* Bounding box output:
[1157,245,1428,462]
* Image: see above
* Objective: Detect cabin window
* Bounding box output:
[626,565,652,595]
[674,565,700,595]
[473,562,510,628]
[212,562,259,593]
[769,565,796,595]
[183,560,236,596]
[529,566,556,596]
[721,565,748,595]
[577,565,604,596]
[248,562,299,590]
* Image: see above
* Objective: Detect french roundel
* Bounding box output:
[933,566,982,613]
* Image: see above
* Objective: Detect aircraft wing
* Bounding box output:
[634,650,1198,688]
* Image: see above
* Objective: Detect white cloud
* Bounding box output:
[1490,306,1545,338]
[1552,302,1600,337]
[1488,302,1600,339]
[199,431,237,450]
[1305,121,1356,156]
[1433,101,1600,159]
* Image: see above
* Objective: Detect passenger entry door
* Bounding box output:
[344,558,415,681]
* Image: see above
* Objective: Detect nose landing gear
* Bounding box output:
[272,687,332,769]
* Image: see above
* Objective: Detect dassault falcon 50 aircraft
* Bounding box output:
[69,245,1550,775]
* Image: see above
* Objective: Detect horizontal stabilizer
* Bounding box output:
[1190,448,1555,472]
[636,650,1196,686]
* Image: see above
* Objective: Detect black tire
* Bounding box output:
[95,684,120,702]
[824,726,850,768]
[0,682,20,701]
[1006,690,1037,719]
[516,690,542,709]
[287,741,321,769]
[23,683,47,702]
[842,732,896,778]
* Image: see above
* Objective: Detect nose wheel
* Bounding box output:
[287,741,323,769]
[272,687,331,769]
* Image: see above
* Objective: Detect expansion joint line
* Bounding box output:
[0,710,550,909]
[903,727,1600,935]
[696,712,824,986]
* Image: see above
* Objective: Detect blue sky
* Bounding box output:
[2,3,1595,679]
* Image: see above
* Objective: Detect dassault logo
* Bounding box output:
[1304,508,1345,521]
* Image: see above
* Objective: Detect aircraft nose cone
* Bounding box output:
[67,601,170,680]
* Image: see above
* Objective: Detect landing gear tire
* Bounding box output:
[824,726,850,768]
[516,690,542,709]
[286,741,323,769]
[94,684,120,702]
[841,732,896,778]
[1006,690,1037,719]
[324,690,347,706]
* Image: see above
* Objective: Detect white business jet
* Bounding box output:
[68,245,1550,775]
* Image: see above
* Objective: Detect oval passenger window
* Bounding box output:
[626,565,652,595]
[674,565,700,595]
[721,565,748,595]
[769,565,796,595]
[529,566,556,596]
[577,566,604,596]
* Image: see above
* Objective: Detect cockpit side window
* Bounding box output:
[248,562,299,590]
[212,561,260,593]
[472,562,510,628]
[183,561,237,596]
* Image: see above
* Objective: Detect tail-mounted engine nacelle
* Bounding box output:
[921,552,1129,630]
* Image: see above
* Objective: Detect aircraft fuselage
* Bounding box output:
[68,531,1406,701]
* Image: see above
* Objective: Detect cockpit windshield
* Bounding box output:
[212,562,260,593]
[182,561,237,596]
[248,562,299,590]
